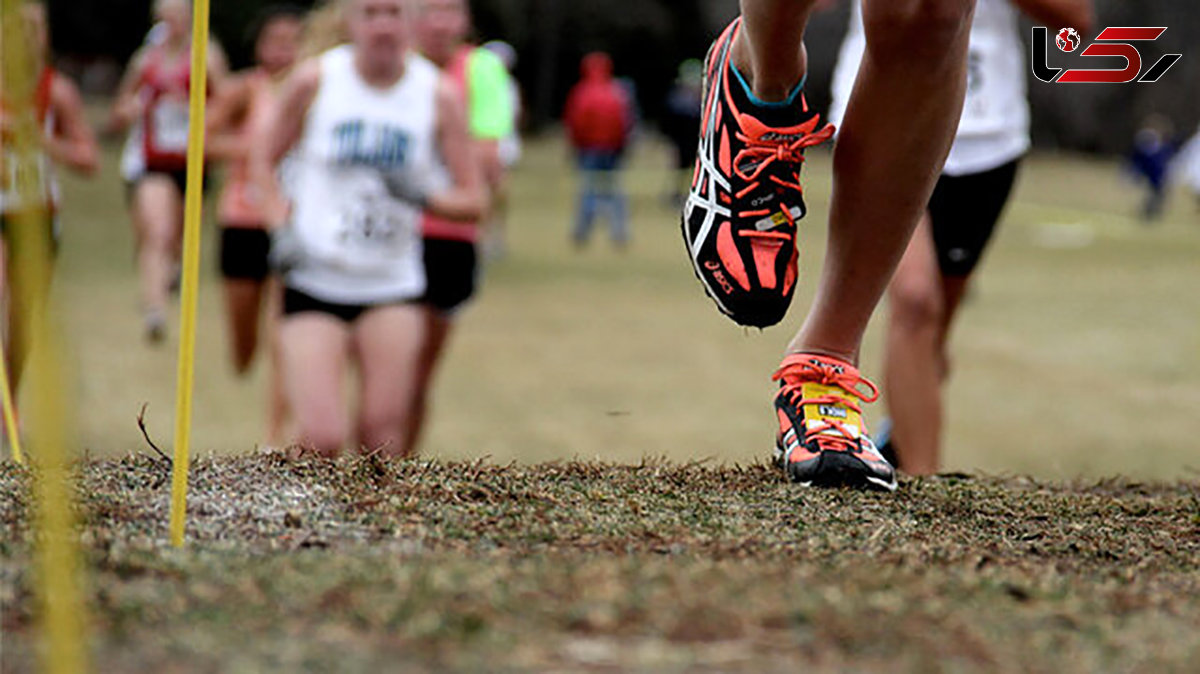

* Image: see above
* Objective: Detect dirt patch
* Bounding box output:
[2,454,1199,672]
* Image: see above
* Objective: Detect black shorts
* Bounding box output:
[928,159,1020,278]
[421,238,478,314]
[125,169,209,203]
[220,227,271,281]
[282,287,413,324]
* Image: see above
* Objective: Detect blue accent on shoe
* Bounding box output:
[731,64,806,109]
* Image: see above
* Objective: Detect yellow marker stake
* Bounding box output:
[0,336,23,463]
[169,0,213,547]
[2,0,87,671]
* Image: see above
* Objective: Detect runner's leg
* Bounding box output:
[353,303,425,457]
[280,313,351,456]
[785,0,976,362]
[884,215,944,474]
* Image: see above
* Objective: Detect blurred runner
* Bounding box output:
[1127,115,1179,222]
[108,0,229,344]
[207,5,305,447]
[564,51,632,250]
[1,1,98,432]
[480,38,522,259]
[829,0,1094,475]
[406,0,513,453]
[661,59,703,207]
[254,0,485,458]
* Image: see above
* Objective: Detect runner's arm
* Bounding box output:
[105,48,148,135]
[205,40,233,99]
[205,74,252,161]
[466,51,513,195]
[251,59,320,227]
[46,74,99,175]
[427,77,488,222]
[1011,0,1094,37]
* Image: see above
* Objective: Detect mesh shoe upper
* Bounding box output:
[682,19,834,328]
[773,354,897,492]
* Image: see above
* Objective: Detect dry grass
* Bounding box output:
[2,454,1199,672]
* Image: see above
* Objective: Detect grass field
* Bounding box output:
[31,126,1200,477]
[2,127,1200,672]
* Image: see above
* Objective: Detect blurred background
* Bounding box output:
[19,0,1200,478]
[46,0,1200,151]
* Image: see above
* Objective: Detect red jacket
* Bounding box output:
[564,52,630,153]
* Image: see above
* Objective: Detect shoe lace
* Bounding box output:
[772,355,879,453]
[732,119,834,242]
[733,118,834,198]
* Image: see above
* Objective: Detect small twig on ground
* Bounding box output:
[136,403,172,468]
[362,442,393,460]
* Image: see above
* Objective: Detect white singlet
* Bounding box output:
[286,46,443,304]
[828,0,1030,176]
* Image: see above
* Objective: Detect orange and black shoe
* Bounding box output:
[773,354,897,492]
[681,18,834,328]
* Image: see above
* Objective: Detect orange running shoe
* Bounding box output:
[682,18,834,328]
[773,354,897,492]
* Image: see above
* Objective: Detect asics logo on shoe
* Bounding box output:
[704,260,736,295]
[759,132,815,143]
[810,358,844,374]
[751,194,776,207]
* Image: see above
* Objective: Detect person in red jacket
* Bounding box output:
[564,52,632,249]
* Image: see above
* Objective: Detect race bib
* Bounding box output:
[329,189,419,273]
[150,99,190,154]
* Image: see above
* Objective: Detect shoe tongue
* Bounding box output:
[800,382,863,440]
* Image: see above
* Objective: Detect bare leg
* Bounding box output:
[731,0,814,101]
[885,214,976,474]
[132,176,183,337]
[279,314,350,456]
[352,304,425,458]
[403,308,453,455]
[264,281,290,447]
[223,276,265,375]
[786,0,976,362]
[883,215,944,475]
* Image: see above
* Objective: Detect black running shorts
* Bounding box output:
[282,287,414,324]
[124,169,210,204]
[420,237,478,314]
[928,159,1020,278]
[219,227,271,281]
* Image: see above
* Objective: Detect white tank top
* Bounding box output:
[286,46,442,304]
[828,0,1030,176]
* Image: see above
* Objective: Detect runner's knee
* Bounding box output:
[864,0,974,60]
[890,276,943,330]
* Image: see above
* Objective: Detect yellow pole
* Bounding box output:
[0,336,23,463]
[169,0,213,547]
[2,0,86,672]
